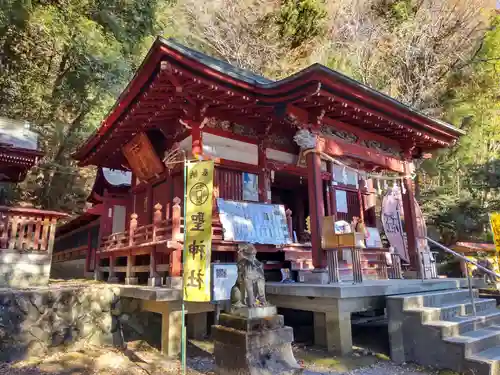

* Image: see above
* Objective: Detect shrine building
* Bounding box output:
[52,37,463,286]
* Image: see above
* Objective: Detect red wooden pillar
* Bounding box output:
[306,151,326,269]
[258,140,270,203]
[170,197,182,277]
[327,161,337,218]
[84,229,92,274]
[401,160,421,276]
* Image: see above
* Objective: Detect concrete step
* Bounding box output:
[425,309,500,337]
[467,345,500,364]
[400,289,478,309]
[406,299,497,323]
[464,346,500,375]
[445,327,500,357]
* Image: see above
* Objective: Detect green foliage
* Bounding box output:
[0,0,168,213]
[419,14,500,244]
[276,0,327,49]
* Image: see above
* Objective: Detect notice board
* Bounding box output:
[217,199,291,245]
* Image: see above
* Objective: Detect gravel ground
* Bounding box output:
[303,363,444,375]
[0,342,445,375]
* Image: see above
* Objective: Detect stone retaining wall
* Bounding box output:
[0,284,150,361]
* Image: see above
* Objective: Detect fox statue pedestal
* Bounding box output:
[212,307,303,375]
[212,243,302,375]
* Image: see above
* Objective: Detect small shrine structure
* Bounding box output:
[52,167,131,278]
[0,117,68,287]
[55,37,463,286]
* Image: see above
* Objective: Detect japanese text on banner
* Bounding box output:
[183,160,214,302]
[490,212,500,254]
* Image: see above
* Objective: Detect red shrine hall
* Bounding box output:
[52,37,463,285]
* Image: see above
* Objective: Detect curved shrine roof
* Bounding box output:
[74,37,464,169]
[87,167,131,204]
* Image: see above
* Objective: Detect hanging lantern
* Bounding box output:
[384,179,389,190]
[376,179,382,195]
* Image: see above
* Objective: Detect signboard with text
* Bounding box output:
[211,263,238,302]
[183,160,214,302]
[217,199,291,245]
[122,132,164,181]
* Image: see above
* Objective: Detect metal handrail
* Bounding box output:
[426,237,500,279]
[426,237,500,317]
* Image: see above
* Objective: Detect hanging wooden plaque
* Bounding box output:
[122,132,164,181]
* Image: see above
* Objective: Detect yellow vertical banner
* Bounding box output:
[490,212,500,254]
[183,160,214,302]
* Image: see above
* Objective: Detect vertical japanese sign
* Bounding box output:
[490,212,500,254]
[183,160,214,302]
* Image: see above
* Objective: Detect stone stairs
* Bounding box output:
[388,289,500,375]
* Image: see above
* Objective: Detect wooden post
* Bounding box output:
[172,197,181,241]
[327,161,337,218]
[84,229,92,274]
[357,181,365,223]
[9,215,18,250]
[153,203,163,241]
[125,254,138,285]
[94,252,102,281]
[17,216,26,250]
[149,249,161,286]
[33,217,41,250]
[170,197,183,278]
[306,151,326,269]
[108,255,119,283]
[286,209,294,242]
[258,139,271,203]
[129,213,138,247]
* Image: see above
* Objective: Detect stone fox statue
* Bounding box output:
[231,243,268,308]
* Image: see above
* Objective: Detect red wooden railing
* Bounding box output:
[97,197,403,283]
[0,206,68,252]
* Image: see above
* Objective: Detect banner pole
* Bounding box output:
[181,154,188,375]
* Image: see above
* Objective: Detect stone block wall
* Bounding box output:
[0,284,150,362]
[0,252,52,288]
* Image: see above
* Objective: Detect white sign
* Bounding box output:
[217,199,292,245]
[211,263,238,302]
[242,172,259,202]
[365,227,383,248]
[335,190,348,213]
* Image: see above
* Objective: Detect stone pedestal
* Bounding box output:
[125,277,138,285]
[213,307,303,375]
[148,277,162,287]
[165,276,183,289]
